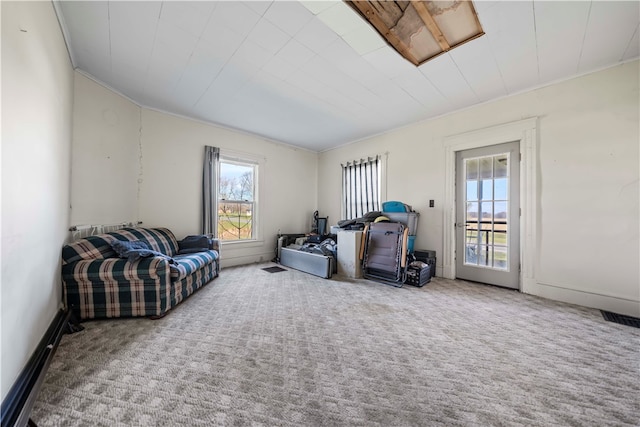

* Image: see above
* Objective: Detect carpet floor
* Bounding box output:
[32,263,640,426]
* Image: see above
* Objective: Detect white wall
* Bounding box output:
[1,1,74,400]
[70,77,319,268]
[319,61,639,316]
[139,109,318,267]
[70,73,141,226]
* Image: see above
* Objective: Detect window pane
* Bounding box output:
[478,245,492,267]
[494,178,508,200]
[220,162,254,201]
[494,201,507,220]
[466,180,478,201]
[480,202,493,221]
[219,159,256,241]
[494,246,508,270]
[218,201,253,241]
[466,202,478,222]
[465,244,478,265]
[479,157,493,179]
[480,179,493,200]
[466,158,478,180]
[493,229,507,246]
[494,154,508,178]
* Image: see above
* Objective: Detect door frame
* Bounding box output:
[443,118,538,292]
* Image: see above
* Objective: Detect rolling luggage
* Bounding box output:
[359,221,409,287]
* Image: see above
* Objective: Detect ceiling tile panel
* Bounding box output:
[473,1,502,14]
[242,1,274,17]
[579,1,640,72]
[369,82,423,109]
[246,19,291,54]
[263,1,314,36]
[300,56,379,107]
[200,21,245,61]
[194,66,253,115]
[449,36,508,103]
[479,1,539,94]
[275,39,315,67]
[228,39,274,72]
[299,1,338,16]
[341,24,387,55]
[317,37,361,67]
[534,1,590,83]
[362,47,416,79]
[419,54,479,108]
[59,1,110,82]
[335,56,389,88]
[391,68,450,110]
[262,56,298,81]
[295,17,340,53]
[317,2,368,36]
[286,69,363,115]
[171,43,226,109]
[159,1,216,39]
[151,21,199,65]
[109,2,161,74]
[286,69,331,99]
[207,1,261,38]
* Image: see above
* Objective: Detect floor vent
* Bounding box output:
[601,310,640,328]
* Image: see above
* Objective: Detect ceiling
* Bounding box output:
[55,1,639,152]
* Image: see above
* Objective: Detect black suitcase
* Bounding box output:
[360,222,409,287]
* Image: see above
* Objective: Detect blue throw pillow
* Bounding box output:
[111,239,150,257]
[110,239,176,264]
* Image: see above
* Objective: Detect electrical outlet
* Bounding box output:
[429,199,435,208]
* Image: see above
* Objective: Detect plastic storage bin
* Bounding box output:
[413,249,436,278]
[382,212,419,235]
[382,201,411,212]
[405,263,431,287]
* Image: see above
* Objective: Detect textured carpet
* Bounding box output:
[32,264,640,426]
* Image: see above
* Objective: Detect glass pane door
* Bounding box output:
[456,141,519,289]
[463,152,510,270]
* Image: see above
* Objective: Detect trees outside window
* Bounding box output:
[218,159,256,241]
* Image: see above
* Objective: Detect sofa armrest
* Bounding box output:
[62,257,172,319]
[208,238,220,252]
[62,257,169,280]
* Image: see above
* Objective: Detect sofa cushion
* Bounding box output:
[62,227,180,265]
[62,235,118,265]
[178,235,210,254]
[170,250,218,280]
[108,228,179,257]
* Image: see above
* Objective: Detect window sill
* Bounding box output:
[221,239,265,249]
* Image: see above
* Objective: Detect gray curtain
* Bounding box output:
[203,146,220,235]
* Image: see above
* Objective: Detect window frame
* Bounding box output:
[217,150,263,245]
[341,155,386,220]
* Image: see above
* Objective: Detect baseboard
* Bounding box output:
[1,309,71,427]
[524,282,640,317]
[220,252,275,268]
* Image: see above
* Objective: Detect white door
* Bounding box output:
[455,142,520,289]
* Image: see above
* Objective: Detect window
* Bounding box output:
[342,156,381,220]
[218,157,257,242]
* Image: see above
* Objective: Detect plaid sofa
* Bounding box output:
[62,227,220,320]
